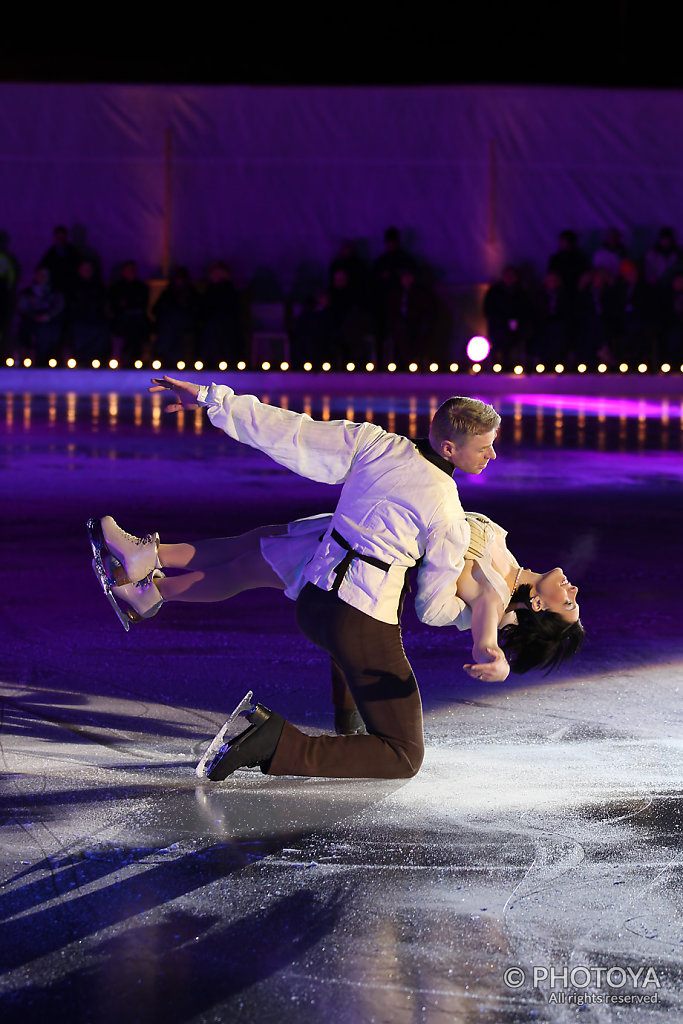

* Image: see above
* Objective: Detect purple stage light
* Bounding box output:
[508,393,682,419]
[467,336,491,362]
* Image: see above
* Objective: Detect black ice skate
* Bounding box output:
[195,690,285,781]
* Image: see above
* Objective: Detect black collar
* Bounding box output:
[413,437,455,477]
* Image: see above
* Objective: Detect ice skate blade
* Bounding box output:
[87,517,116,586]
[195,690,255,778]
[90,559,130,632]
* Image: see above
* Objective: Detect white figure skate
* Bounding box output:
[87,515,160,586]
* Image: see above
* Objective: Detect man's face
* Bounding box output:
[445,429,497,475]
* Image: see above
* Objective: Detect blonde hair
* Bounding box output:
[430,397,500,445]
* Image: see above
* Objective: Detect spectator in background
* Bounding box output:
[39,225,81,301]
[547,230,588,300]
[329,240,368,307]
[611,259,651,363]
[108,261,150,367]
[644,226,681,287]
[0,235,17,358]
[660,272,683,365]
[533,270,574,365]
[198,260,242,367]
[576,266,617,364]
[18,266,65,365]
[290,291,333,367]
[385,268,437,368]
[372,226,417,362]
[68,260,110,364]
[483,265,533,368]
[152,267,200,367]
[328,267,373,368]
[373,226,417,286]
[592,228,628,278]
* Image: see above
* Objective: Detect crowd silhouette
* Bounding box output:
[2,223,681,371]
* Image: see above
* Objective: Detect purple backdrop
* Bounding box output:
[2,83,683,285]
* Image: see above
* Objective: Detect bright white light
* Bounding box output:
[466,335,491,362]
[177,361,186,370]
[493,363,502,373]
[261,361,271,371]
[513,365,524,375]
[23,358,31,367]
[661,363,671,373]
[472,363,481,373]
[429,363,438,372]
[48,358,58,367]
[365,362,374,372]
[152,360,162,370]
[598,363,607,373]
[555,363,564,373]
[449,362,459,372]
[5,357,14,367]
[535,363,545,373]
[194,361,204,371]
[92,359,101,369]
[408,362,418,373]
[619,363,628,373]
[280,361,289,371]
[346,362,355,372]
[638,363,647,373]
[578,363,587,373]
[387,363,397,372]
[237,361,246,370]
[134,359,143,369]
[303,362,312,371]
[67,358,76,368]
[109,359,119,369]
[322,362,331,372]
[219,361,228,371]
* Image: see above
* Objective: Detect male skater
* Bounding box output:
[148,377,500,781]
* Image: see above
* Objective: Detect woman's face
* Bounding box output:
[531,568,580,622]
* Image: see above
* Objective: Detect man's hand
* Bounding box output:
[148,375,201,412]
[463,645,510,683]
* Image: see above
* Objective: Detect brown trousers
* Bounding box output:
[267,583,424,779]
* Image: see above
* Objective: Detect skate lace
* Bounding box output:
[118,525,154,546]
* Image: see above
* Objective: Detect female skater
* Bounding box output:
[88,510,583,705]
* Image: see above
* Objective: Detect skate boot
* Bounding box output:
[91,561,164,630]
[87,515,161,586]
[196,690,285,780]
[334,708,368,736]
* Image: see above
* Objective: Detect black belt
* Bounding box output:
[330,528,391,593]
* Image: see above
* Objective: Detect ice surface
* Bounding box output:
[1,375,682,1022]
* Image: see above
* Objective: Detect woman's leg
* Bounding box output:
[157,522,289,571]
[156,524,288,603]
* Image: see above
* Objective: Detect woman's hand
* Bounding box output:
[463,646,510,683]
[148,376,201,412]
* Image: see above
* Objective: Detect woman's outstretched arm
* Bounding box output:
[455,562,510,682]
[463,589,510,682]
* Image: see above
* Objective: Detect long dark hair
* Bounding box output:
[499,584,584,675]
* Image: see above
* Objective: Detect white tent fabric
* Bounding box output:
[2,83,683,286]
